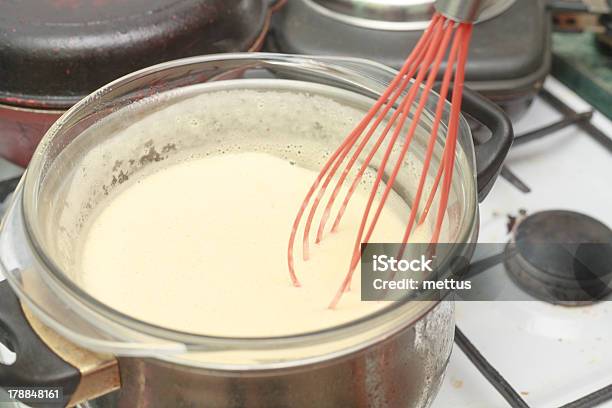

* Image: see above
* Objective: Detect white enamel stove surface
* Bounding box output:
[432,77,612,408]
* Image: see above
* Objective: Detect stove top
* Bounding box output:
[0,77,610,408]
[432,77,612,408]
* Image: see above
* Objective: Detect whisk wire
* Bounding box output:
[328,17,455,308]
[320,23,440,243]
[309,15,444,246]
[314,38,432,244]
[430,23,473,244]
[363,20,457,250]
[308,22,438,246]
[326,22,441,237]
[286,15,444,286]
[404,21,463,246]
[288,13,476,309]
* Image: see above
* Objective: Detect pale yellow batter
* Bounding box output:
[78,150,430,338]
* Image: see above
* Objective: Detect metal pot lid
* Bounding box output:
[0,0,271,109]
[304,0,516,30]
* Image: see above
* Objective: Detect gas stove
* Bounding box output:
[431,77,612,408]
[0,76,610,408]
[0,69,611,408]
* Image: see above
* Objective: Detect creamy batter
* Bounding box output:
[78,151,431,337]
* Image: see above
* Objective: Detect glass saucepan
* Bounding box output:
[0,53,511,408]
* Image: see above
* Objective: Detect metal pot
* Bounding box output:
[0,53,512,407]
[0,0,285,167]
[267,0,551,121]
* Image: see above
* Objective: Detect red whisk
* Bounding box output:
[288,1,492,308]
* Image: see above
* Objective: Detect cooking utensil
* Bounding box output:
[0,0,285,167]
[288,0,507,308]
[0,53,511,407]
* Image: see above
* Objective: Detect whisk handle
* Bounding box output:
[459,87,513,201]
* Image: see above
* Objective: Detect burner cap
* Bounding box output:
[504,210,612,305]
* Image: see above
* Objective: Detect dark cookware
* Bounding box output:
[0,0,285,166]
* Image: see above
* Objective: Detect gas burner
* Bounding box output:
[504,210,612,305]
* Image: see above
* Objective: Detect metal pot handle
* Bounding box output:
[0,280,119,407]
[456,87,514,202]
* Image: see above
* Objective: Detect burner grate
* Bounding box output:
[456,88,612,408]
[455,326,612,408]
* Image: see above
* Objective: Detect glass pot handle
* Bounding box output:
[454,86,514,202]
[0,280,79,407]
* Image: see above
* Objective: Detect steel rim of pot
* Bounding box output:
[302,0,517,30]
